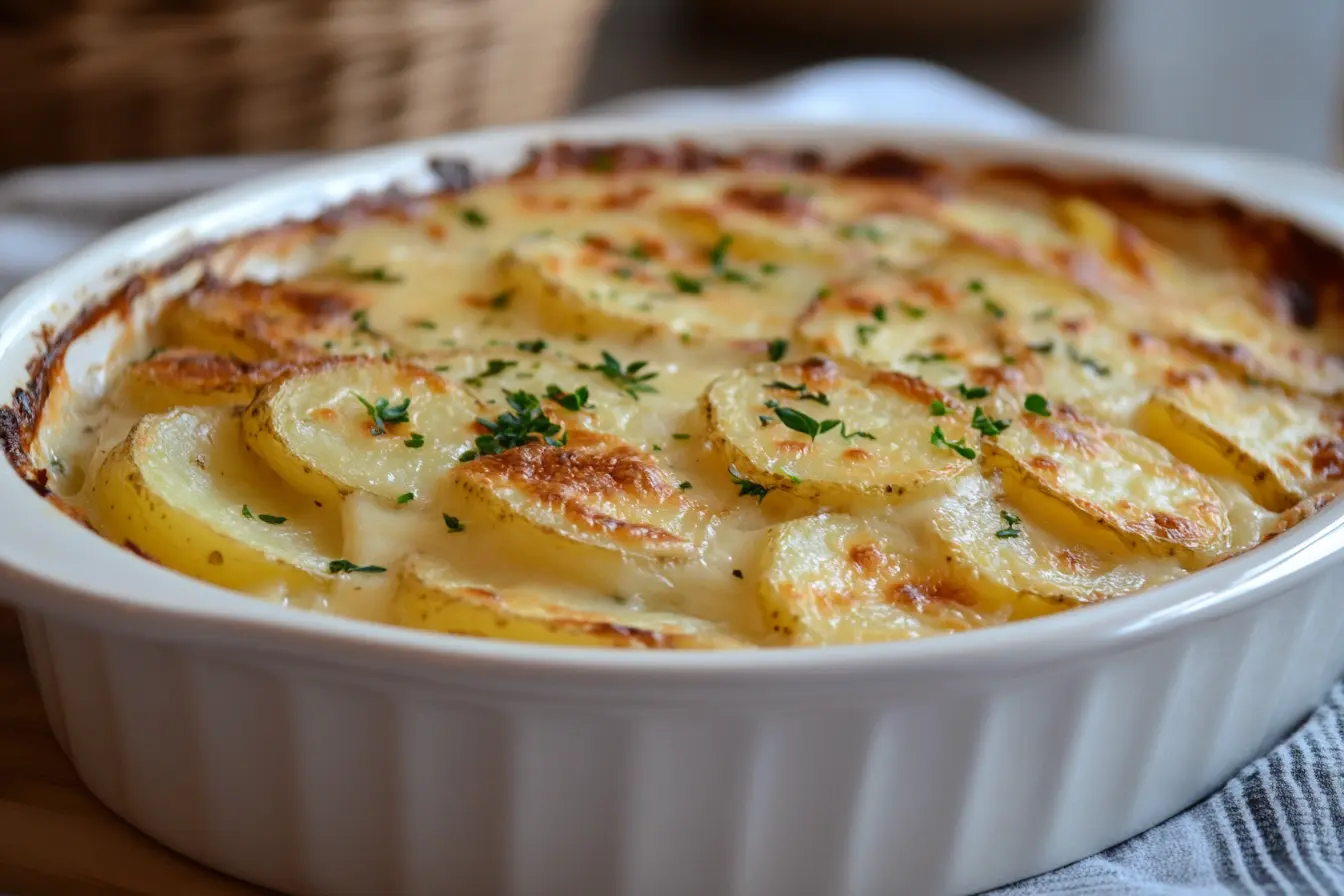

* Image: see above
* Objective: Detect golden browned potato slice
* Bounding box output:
[1137,369,1344,511]
[758,513,999,644]
[394,556,744,649]
[442,431,715,566]
[88,406,337,595]
[162,279,379,360]
[929,471,1185,616]
[980,403,1229,561]
[703,359,975,501]
[117,349,298,412]
[500,230,816,343]
[243,359,484,505]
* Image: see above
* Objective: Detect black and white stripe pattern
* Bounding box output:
[991,682,1344,895]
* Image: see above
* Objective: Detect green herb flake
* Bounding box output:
[774,407,873,442]
[673,433,691,440]
[241,505,287,525]
[355,394,411,435]
[335,260,404,283]
[679,481,693,490]
[728,464,774,503]
[761,262,781,275]
[898,301,927,319]
[463,358,518,387]
[983,299,1006,319]
[1066,345,1111,377]
[579,351,659,399]
[766,380,829,405]
[489,289,514,310]
[516,339,548,354]
[905,352,948,363]
[930,399,948,417]
[404,432,425,449]
[1024,393,1052,416]
[856,324,878,347]
[413,320,437,330]
[930,425,976,460]
[1027,340,1055,354]
[956,383,989,400]
[709,235,733,272]
[443,514,466,533]
[967,278,985,293]
[872,304,889,323]
[767,338,789,362]
[1032,308,1055,321]
[995,510,1023,539]
[458,389,565,461]
[460,207,489,228]
[839,222,884,242]
[396,492,415,505]
[351,309,374,335]
[328,559,387,574]
[669,271,704,295]
[970,406,1010,437]
[546,384,592,412]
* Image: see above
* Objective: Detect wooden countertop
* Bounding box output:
[0,607,268,895]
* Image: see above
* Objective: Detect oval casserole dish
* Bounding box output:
[2,122,1344,895]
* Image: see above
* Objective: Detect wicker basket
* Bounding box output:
[0,0,609,168]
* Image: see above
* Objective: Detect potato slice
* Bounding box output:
[980,403,1229,560]
[162,279,377,360]
[758,513,999,644]
[929,472,1185,615]
[1167,306,1344,399]
[243,359,484,504]
[1137,370,1344,511]
[394,556,742,648]
[117,349,297,412]
[501,231,814,342]
[443,431,714,565]
[88,407,336,595]
[704,359,975,501]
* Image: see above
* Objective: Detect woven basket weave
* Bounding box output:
[0,0,608,168]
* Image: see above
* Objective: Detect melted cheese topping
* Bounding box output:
[50,149,1344,649]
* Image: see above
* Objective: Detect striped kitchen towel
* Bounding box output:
[993,680,1344,895]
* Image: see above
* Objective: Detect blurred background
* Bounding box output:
[1,0,1342,169]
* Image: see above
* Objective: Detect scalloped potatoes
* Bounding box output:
[38,141,1344,649]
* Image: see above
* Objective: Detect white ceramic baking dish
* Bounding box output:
[3,121,1344,896]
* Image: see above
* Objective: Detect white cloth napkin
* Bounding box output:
[1,58,1342,895]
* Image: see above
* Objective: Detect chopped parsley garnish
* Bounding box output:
[838,222,884,242]
[761,262,781,275]
[722,269,756,285]
[995,511,1023,539]
[729,464,774,503]
[627,243,652,262]
[351,309,374,335]
[816,286,832,300]
[872,305,889,323]
[443,514,466,533]
[758,415,774,426]
[516,339,548,353]
[1027,340,1055,354]
[382,349,397,362]
[579,351,659,399]
[983,299,1006,319]
[545,383,592,412]
[355,395,411,435]
[766,381,829,405]
[767,338,789,362]
[856,324,878,347]
[396,492,415,505]
[773,406,874,442]
[335,260,404,283]
[414,320,437,330]
[956,383,989,400]
[930,399,948,416]
[967,278,985,293]
[145,346,165,361]
[679,481,693,490]
[612,267,636,280]
[905,351,948,363]
[459,389,565,461]
[489,289,514,310]
[460,207,489,228]
[404,432,425,449]
[898,301,927,319]
[463,358,518,387]
[241,506,287,525]
[669,271,705,294]
[673,433,691,440]
[970,406,1010,437]
[930,425,976,460]
[328,560,386,574]
[709,235,733,271]
[1066,345,1111,376]
[1024,393,1052,416]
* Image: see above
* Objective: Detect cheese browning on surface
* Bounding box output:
[19,141,1344,649]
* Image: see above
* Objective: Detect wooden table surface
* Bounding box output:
[0,607,268,895]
